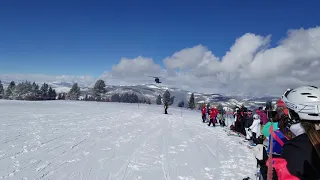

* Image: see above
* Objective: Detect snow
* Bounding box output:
[0,100,256,180]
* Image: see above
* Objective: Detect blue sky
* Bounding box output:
[0,0,319,77]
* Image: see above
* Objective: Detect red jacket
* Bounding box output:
[201,107,206,115]
[210,108,218,119]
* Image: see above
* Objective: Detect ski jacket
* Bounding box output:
[249,118,261,138]
[271,132,320,180]
[245,115,254,128]
[256,109,268,125]
[210,108,218,119]
[201,107,206,115]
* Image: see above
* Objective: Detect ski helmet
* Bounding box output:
[281,86,320,123]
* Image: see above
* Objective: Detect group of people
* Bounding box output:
[201,105,226,127]
[202,85,320,180]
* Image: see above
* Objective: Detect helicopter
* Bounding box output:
[149,76,162,83]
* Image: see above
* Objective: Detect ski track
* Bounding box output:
[0,100,256,180]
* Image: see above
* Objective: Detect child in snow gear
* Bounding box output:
[246,114,262,144]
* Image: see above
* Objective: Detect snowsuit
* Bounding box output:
[270,131,320,180]
[201,107,207,123]
[246,117,261,144]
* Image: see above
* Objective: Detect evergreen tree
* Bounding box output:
[0,81,4,99]
[40,83,49,100]
[84,94,89,101]
[93,80,107,98]
[111,93,120,102]
[156,94,162,105]
[188,93,195,109]
[67,83,81,100]
[31,82,41,100]
[178,100,185,107]
[163,90,171,106]
[5,81,16,99]
[48,87,56,100]
[169,96,175,105]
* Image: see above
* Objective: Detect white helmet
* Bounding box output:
[253,114,260,120]
[281,85,320,121]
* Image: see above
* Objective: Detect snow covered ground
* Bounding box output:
[0,100,256,180]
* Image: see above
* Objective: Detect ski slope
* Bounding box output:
[0,100,256,180]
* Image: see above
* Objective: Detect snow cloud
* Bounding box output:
[2,26,320,96]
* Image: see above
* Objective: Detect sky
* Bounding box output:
[1,0,320,95]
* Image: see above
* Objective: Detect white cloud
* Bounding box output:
[2,26,320,96]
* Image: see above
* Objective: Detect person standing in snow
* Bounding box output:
[244,111,254,140]
[208,107,218,127]
[256,107,268,125]
[247,114,261,144]
[201,105,207,123]
[164,102,168,114]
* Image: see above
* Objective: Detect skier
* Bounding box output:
[266,86,320,180]
[201,105,207,123]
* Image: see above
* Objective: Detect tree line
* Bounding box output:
[0,79,152,104]
[0,80,57,100]
[155,90,196,109]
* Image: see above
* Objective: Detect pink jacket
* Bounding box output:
[256,109,268,125]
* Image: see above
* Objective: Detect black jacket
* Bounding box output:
[281,132,320,180]
[245,115,253,128]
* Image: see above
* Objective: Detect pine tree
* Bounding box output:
[111,93,120,102]
[47,87,56,100]
[163,90,171,106]
[40,83,49,100]
[178,100,185,107]
[0,81,4,99]
[93,80,107,98]
[169,96,175,105]
[188,93,195,109]
[31,82,41,100]
[5,81,16,99]
[67,83,81,100]
[156,94,162,105]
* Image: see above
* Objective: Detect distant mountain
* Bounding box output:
[1,80,277,109]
